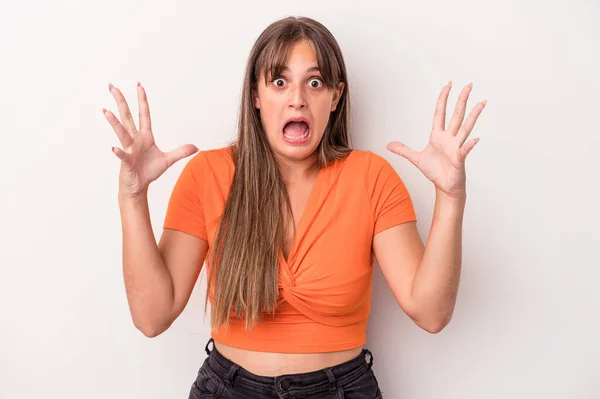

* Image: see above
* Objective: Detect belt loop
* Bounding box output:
[224,364,240,388]
[205,337,214,356]
[363,348,374,369]
[324,368,337,394]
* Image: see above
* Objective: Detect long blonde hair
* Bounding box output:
[207,16,353,331]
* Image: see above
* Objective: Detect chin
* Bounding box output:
[278,145,317,161]
[272,137,321,162]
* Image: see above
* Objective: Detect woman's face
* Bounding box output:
[253,40,344,165]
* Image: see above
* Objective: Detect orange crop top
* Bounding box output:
[163,146,417,353]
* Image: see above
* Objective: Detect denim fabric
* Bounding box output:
[188,338,383,398]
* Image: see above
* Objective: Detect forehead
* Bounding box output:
[286,40,318,65]
[261,39,319,78]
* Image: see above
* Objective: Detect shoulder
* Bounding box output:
[186,145,234,173]
[345,150,409,198]
[343,149,394,176]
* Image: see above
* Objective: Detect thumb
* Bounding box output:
[165,144,199,168]
[387,141,419,166]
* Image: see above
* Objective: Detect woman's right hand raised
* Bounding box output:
[103,82,199,199]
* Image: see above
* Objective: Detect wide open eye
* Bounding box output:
[308,78,324,89]
[272,77,286,88]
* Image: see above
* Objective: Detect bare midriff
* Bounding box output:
[214,341,363,376]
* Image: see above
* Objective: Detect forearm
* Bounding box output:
[119,192,175,336]
[411,189,466,331]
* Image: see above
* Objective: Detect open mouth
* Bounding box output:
[282,120,311,141]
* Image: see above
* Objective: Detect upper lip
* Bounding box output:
[283,116,311,131]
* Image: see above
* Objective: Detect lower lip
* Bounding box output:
[282,129,311,145]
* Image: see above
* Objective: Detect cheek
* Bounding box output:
[260,112,282,137]
[261,100,285,131]
[266,112,281,131]
[313,101,334,131]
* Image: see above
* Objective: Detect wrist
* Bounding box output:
[118,189,148,205]
[435,187,466,202]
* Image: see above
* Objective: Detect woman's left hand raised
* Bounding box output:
[387,81,486,199]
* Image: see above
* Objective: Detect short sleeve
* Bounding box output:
[367,152,417,235]
[162,152,208,240]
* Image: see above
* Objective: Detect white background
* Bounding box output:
[1,0,599,398]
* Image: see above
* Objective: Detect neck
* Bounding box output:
[275,153,319,184]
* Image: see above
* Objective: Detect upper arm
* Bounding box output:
[158,229,209,320]
[372,221,424,319]
[160,151,210,321]
[366,151,423,318]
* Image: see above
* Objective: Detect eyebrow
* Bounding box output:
[280,66,320,73]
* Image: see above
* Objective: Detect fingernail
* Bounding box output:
[448,80,452,88]
[468,82,473,88]
[482,100,487,106]
[102,107,107,114]
[108,83,114,93]
[137,81,141,87]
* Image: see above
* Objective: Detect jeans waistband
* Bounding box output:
[203,337,374,396]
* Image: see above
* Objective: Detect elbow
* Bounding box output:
[134,322,161,338]
[408,299,455,334]
[415,314,452,334]
[422,321,446,334]
[139,326,163,338]
[133,318,170,338]
[131,306,175,338]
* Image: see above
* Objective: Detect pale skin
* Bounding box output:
[105,39,485,376]
[375,81,485,334]
[251,41,345,259]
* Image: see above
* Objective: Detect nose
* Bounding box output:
[288,83,307,109]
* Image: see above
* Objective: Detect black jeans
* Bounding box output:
[188,338,383,398]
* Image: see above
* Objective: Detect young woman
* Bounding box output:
[104,16,485,399]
